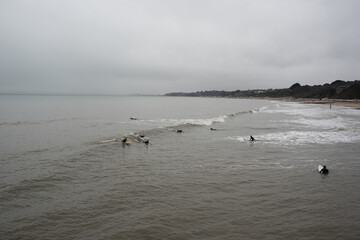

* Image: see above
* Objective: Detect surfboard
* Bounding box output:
[125,141,131,145]
[318,165,323,173]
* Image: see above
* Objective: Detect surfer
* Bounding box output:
[319,165,329,174]
[176,130,183,133]
[138,135,150,144]
[121,137,127,143]
[250,135,255,141]
[130,117,137,120]
[210,128,216,131]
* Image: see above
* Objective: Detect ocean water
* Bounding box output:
[0,95,359,240]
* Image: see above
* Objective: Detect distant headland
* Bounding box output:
[165,80,360,100]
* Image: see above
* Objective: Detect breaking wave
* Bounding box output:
[97,106,268,144]
[230,129,360,145]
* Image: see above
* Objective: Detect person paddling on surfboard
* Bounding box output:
[250,135,255,141]
[319,165,329,174]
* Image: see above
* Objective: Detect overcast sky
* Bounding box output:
[0,0,359,95]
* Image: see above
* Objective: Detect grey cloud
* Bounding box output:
[0,0,359,94]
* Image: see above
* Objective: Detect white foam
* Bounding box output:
[228,101,360,146]
[232,130,360,145]
[226,136,251,142]
[100,138,117,143]
[147,115,227,127]
[264,102,354,131]
[283,116,347,130]
[181,115,227,126]
[253,105,271,113]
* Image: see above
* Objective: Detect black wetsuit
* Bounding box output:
[320,168,329,174]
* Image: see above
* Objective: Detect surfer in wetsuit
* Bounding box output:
[250,135,255,141]
[121,137,127,143]
[138,135,149,144]
[319,165,329,174]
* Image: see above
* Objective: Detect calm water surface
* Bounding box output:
[0,95,359,239]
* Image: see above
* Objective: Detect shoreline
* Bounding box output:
[263,98,360,109]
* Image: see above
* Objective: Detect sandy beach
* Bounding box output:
[297,100,360,109]
[266,98,360,109]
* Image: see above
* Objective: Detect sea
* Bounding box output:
[0,94,359,240]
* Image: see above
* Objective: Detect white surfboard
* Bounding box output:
[318,165,323,173]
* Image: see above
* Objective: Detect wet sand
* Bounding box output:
[265,98,360,109]
[295,100,360,109]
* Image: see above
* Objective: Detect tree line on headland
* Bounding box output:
[165,80,360,100]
